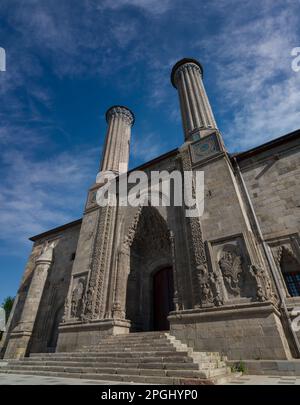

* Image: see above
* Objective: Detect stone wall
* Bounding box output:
[238,134,300,343]
[238,135,300,240]
[169,303,292,360]
[2,221,81,358]
[29,223,81,353]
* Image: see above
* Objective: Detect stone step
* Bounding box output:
[1,369,208,385]
[4,364,203,377]
[4,331,231,384]
[27,355,193,363]
[1,365,228,381]
[8,358,224,370]
[8,360,226,371]
[80,345,176,353]
[29,351,222,364]
[115,332,168,337]
[30,350,189,358]
[80,342,172,350]
[96,336,170,347]
[7,360,200,370]
[89,333,168,339]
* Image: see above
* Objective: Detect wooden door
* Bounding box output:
[153,267,174,331]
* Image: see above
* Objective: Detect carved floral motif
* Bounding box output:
[218,249,243,296]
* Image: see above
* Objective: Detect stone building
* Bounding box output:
[1,58,300,362]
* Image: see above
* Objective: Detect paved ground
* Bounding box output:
[225,375,300,385]
[1,372,300,385]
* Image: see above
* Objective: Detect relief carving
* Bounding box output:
[83,204,116,320]
[275,245,299,267]
[195,264,224,308]
[209,270,224,306]
[62,296,69,323]
[218,247,243,296]
[249,264,277,303]
[112,302,125,319]
[180,148,211,308]
[70,277,86,319]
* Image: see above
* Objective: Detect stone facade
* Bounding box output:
[2,58,299,361]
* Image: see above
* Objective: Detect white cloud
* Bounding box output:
[197,3,300,150]
[0,145,98,250]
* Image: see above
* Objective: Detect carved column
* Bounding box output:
[171,58,218,141]
[112,249,130,319]
[170,230,181,311]
[81,204,117,320]
[4,242,55,358]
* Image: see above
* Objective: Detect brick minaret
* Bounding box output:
[171,58,218,141]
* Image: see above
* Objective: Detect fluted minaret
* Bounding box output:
[100,105,135,175]
[171,58,217,141]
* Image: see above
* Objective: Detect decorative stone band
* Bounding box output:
[106,105,135,126]
[171,58,204,88]
[172,62,202,88]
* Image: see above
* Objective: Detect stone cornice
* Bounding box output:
[106,105,135,126]
[171,58,204,88]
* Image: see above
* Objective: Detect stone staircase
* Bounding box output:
[1,332,232,384]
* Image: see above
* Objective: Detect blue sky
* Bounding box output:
[0,0,299,304]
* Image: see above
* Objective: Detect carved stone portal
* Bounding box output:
[116,206,173,331]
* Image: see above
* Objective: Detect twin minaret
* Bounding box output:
[171,58,218,140]
[100,105,135,175]
[99,58,218,174]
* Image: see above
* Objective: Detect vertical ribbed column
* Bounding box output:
[100,105,135,175]
[4,243,55,358]
[171,58,217,141]
[16,246,54,330]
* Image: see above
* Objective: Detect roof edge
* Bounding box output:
[29,219,82,242]
[232,128,300,161]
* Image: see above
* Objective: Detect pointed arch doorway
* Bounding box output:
[153,266,174,331]
[123,206,175,332]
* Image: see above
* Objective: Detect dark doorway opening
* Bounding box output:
[153,267,174,331]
